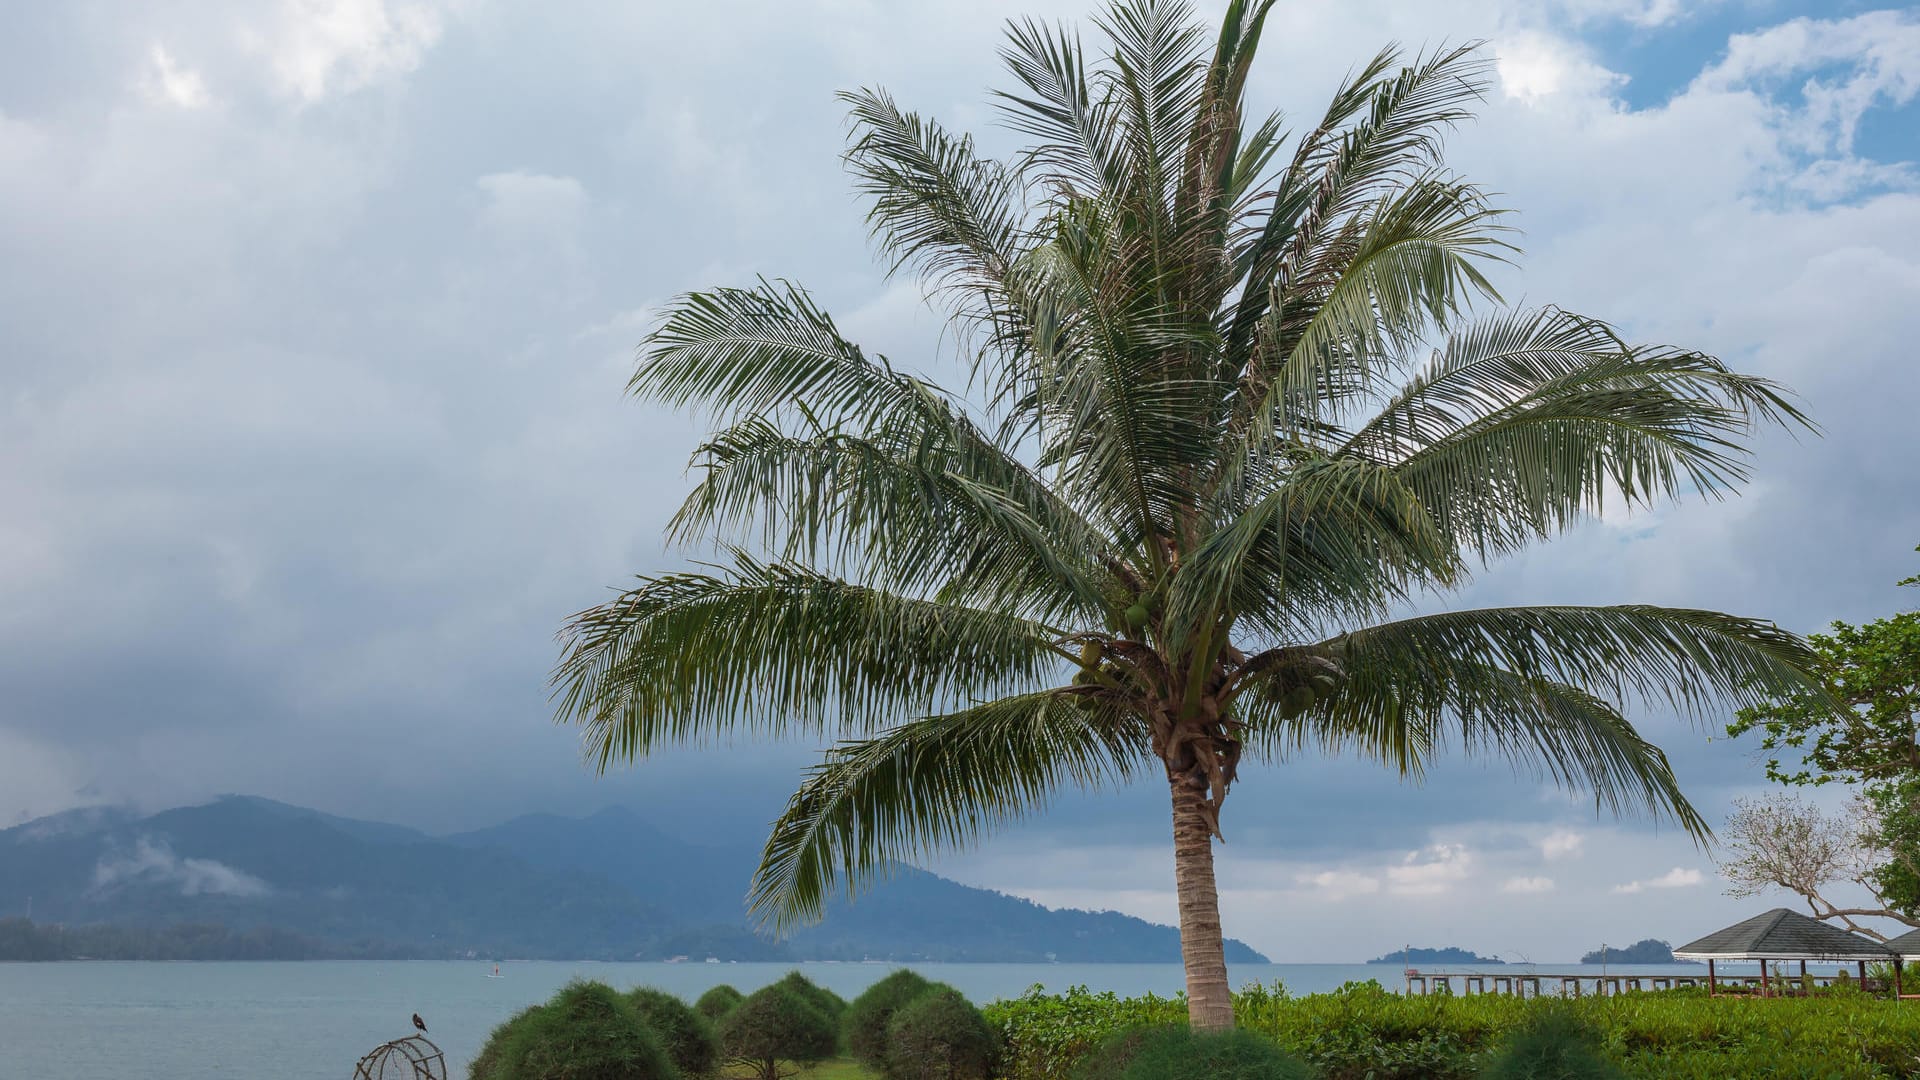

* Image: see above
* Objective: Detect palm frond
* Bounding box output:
[1222,43,1481,365]
[1343,308,1812,558]
[748,692,1147,930]
[841,88,1033,333]
[1168,453,1459,644]
[668,417,1116,623]
[1014,205,1218,548]
[996,16,1123,194]
[1099,0,1210,208]
[552,557,1064,767]
[632,279,924,427]
[1243,656,1710,839]
[1331,604,1821,720]
[1232,173,1512,457]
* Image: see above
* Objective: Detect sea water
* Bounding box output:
[0,960,1724,1080]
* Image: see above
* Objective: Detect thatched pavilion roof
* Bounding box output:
[1673,908,1898,962]
[1882,927,1920,960]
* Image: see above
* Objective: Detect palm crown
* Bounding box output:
[555,0,1819,1028]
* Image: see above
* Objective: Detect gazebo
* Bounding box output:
[1885,928,1920,960]
[1672,908,1902,998]
[1883,928,1920,1000]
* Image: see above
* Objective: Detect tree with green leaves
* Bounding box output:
[717,982,838,1080]
[627,987,720,1078]
[471,982,679,1080]
[1722,545,1920,934]
[694,984,744,1023]
[882,986,997,1080]
[555,0,1820,1029]
[846,969,936,1071]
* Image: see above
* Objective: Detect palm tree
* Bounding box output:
[554,0,1820,1029]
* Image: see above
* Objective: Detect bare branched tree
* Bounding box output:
[1720,792,1918,939]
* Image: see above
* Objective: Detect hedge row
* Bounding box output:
[469,971,997,1080]
[983,980,1920,1080]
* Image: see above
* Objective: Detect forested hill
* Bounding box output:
[0,797,1267,963]
[1581,940,1695,964]
[1366,946,1505,965]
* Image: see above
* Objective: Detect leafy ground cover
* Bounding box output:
[985,981,1920,1080]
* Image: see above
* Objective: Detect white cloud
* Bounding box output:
[1387,843,1473,896]
[1494,31,1624,106]
[1297,869,1383,900]
[246,0,454,103]
[1692,11,1920,164]
[1612,867,1705,894]
[141,45,212,110]
[91,838,273,898]
[1541,829,1585,860]
[1551,0,1700,29]
[1501,876,1557,894]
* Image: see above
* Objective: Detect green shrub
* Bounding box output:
[468,1005,541,1080]
[984,984,1186,1080]
[694,984,743,1022]
[1078,1025,1310,1080]
[987,983,1920,1080]
[627,987,719,1078]
[883,986,997,1080]
[1480,1004,1624,1080]
[473,980,679,1080]
[846,969,936,1070]
[776,970,847,1022]
[718,982,838,1080]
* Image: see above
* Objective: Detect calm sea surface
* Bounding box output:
[0,960,1725,1080]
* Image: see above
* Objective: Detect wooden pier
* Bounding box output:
[1401,968,1878,997]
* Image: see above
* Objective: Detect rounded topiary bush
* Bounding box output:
[718,982,838,1080]
[694,984,743,1022]
[882,985,997,1080]
[468,1005,541,1080]
[1480,1005,1624,1080]
[1077,1025,1310,1080]
[475,980,680,1080]
[845,969,936,1070]
[627,987,719,1078]
[776,970,847,1023]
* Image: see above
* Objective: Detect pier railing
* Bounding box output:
[1399,970,1882,997]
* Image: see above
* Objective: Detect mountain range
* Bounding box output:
[0,796,1267,963]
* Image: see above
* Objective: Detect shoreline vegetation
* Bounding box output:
[1365,948,1505,966]
[989,981,1920,1079]
[1,919,1697,968]
[462,971,1920,1080]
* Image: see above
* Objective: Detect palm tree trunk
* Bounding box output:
[1170,774,1234,1030]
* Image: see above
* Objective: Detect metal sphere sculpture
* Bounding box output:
[351,1034,446,1080]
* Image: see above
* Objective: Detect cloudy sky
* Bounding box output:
[2,0,1917,963]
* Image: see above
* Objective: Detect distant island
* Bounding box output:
[1367,946,1504,965]
[1581,939,1697,965]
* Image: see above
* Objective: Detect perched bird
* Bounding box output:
[412,1013,428,1034]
